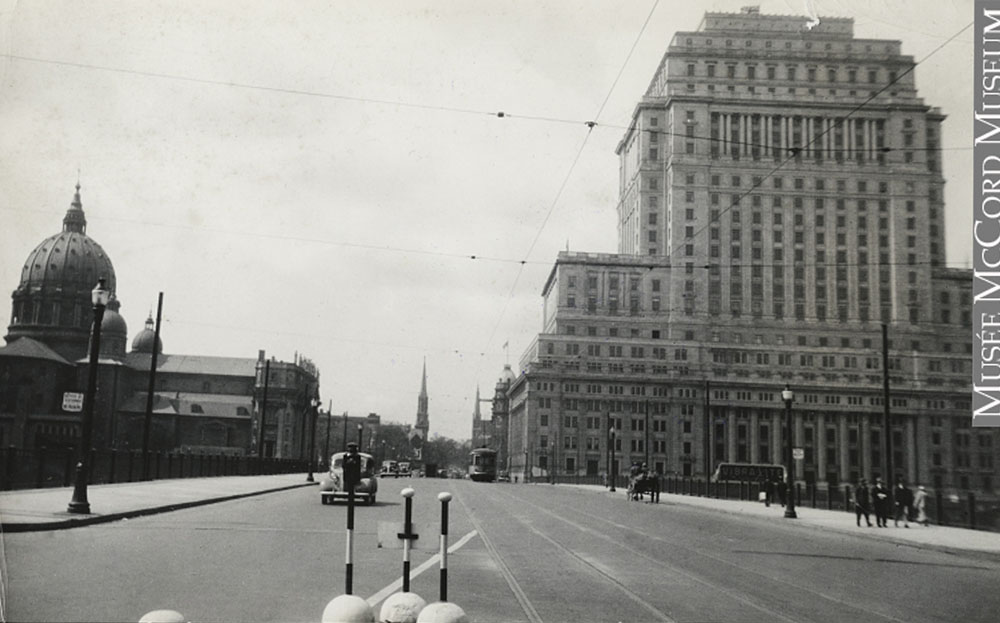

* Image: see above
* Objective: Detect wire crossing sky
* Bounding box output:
[0,1,975,440]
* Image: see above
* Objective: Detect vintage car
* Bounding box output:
[320,451,378,505]
[397,461,412,477]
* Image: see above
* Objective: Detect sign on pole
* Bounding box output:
[792,448,805,460]
[62,392,84,412]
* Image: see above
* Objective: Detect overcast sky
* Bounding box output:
[0,1,974,441]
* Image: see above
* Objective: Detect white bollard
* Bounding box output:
[322,594,375,623]
[378,591,427,623]
[139,610,187,623]
[415,602,467,623]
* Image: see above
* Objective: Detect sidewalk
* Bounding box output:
[563,483,1000,558]
[0,474,316,532]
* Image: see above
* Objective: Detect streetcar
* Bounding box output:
[468,447,497,482]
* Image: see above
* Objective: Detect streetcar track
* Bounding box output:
[494,487,795,623]
[456,495,543,623]
[524,487,915,623]
[460,491,675,623]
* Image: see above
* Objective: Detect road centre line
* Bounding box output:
[366,529,477,608]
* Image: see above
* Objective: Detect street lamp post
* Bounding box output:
[307,397,319,482]
[609,423,617,493]
[381,440,386,465]
[322,409,331,470]
[357,423,363,448]
[782,384,797,519]
[68,278,110,514]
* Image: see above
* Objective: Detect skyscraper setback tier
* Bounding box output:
[505,9,994,499]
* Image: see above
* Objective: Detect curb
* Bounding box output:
[574,484,1000,562]
[1,481,317,533]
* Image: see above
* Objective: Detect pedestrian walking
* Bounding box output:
[854,479,873,527]
[871,478,890,527]
[776,480,787,507]
[764,479,775,508]
[913,485,929,526]
[894,479,913,528]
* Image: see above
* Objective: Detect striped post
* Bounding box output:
[400,487,416,591]
[345,486,355,594]
[438,491,452,602]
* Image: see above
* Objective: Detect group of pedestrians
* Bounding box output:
[853,477,929,528]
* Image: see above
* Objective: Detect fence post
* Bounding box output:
[969,493,977,530]
[36,447,47,488]
[936,490,945,526]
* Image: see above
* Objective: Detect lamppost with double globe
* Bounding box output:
[782,384,797,519]
[67,278,110,514]
[356,423,363,448]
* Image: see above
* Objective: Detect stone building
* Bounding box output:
[506,9,995,495]
[0,184,320,459]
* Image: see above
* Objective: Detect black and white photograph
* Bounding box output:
[1,1,997,622]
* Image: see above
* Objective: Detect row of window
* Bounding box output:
[682,37,896,56]
[685,61,902,86]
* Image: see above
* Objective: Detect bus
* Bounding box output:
[468,447,497,482]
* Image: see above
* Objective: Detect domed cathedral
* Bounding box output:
[0,183,320,459]
[5,184,123,363]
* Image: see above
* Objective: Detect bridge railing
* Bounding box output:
[0,446,307,491]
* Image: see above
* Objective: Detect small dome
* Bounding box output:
[499,364,515,383]
[131,314,162,354]
[100,308,127,337]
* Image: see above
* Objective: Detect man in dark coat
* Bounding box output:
[894,479,914,528]
[854,478,873,527]
[871,478,890,527]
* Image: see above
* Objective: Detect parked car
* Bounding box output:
[320,451,378,505]
[398,461,412,477]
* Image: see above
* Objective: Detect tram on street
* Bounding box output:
[468,447,498,482]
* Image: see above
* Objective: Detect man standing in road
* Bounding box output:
[894,479,913,528]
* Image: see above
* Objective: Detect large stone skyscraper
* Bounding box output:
[505,8,992,496]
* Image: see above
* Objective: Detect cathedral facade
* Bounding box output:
[0,185,318,459]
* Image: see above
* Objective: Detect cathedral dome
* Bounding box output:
[499,364,515,384]
[131,314,163,354]
[101,307,128,336]
[5,184,120,362]
[17,185,117,295]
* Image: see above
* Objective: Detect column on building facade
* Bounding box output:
[846,119,855,160]
[941,416,954,489]
[914,414,928,486]
[764,116,771,157]
[750,409,760,463]
[723,114,730,156]
[742,114,750,153]
[728,411,737,463]
[864,119,873,161]
[906,414,917,484]
[772,411,782,465]
[839,415,850,483]
[816,411,827,483]
[861,414,872,481]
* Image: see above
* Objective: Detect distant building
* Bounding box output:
[506,9,995,496]
[0,184,319,458]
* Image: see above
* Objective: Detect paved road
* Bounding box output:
[5,479,999,622]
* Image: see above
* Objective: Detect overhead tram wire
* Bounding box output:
[474,0,661,373]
